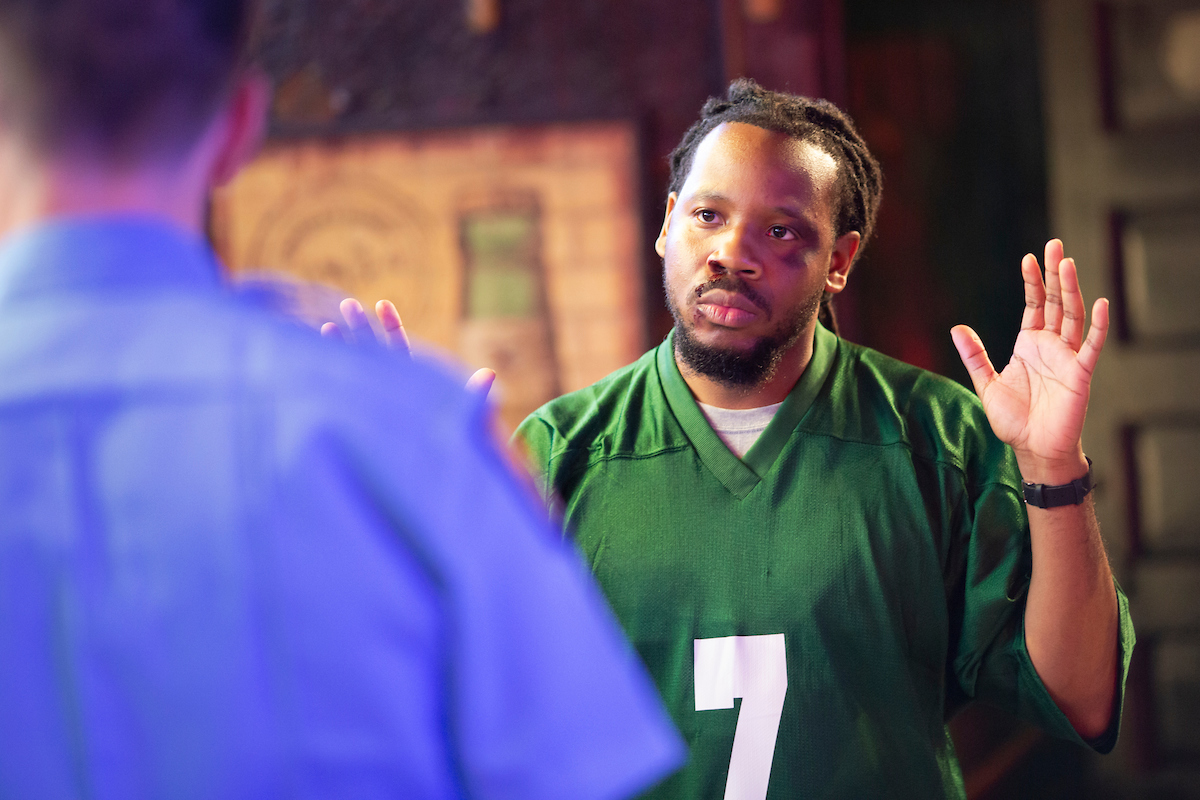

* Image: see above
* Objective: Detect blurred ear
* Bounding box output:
[654,192,677,258]
[0,133,25,237]
[209,69,270,188]
[825,231,860,295]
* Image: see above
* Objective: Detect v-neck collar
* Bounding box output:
[657,323,838,499]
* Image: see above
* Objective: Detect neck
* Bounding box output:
[675,327,816,409]
[0,140,211,240]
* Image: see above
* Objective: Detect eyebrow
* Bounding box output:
[770,205,808,222]
[688,191,731,206]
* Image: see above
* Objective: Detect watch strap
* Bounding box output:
[1021,457,1094,509]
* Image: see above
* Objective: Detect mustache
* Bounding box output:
[694,274,770,314]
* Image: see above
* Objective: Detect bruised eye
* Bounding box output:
[768,225,796,241]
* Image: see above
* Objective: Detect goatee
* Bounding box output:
[667,273,820,388]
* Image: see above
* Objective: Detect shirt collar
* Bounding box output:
[0,215,222,305]
[656,322,838,498]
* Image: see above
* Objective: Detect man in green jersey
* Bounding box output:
[515,80,1133,799]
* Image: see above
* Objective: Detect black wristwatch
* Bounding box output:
[1021,457,1094,508]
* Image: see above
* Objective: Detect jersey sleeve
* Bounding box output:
[511,412,560,516]
[945,438,1135,754]
[361,389,685,800]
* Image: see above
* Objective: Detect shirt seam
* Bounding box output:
[549,431,1021,495]
[791,426,1023,494]
[547,443,693,470]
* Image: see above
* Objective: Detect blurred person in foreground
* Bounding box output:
[0,1,683,797]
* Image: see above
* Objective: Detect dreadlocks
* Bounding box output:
[667,79,883,335]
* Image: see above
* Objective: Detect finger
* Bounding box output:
[320,321,344,342]
[339,298,371,343]
[1057,257,1086,352]
[951,324,999,400]
[466,368,496,398]
[1020,253,1046,332]
[375,299,412,357]
[1077,297,1110,377]
[1043,239,1065,334]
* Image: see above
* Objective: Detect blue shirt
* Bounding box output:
[0,217,684,799]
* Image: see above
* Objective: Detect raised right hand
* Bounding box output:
[322,298,496,398]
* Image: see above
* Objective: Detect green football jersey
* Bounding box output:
[517,324,1133,800]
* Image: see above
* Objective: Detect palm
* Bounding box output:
[951,240,1108,468]
[978,326,1093,460]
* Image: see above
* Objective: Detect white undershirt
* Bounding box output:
[696,401,783,458]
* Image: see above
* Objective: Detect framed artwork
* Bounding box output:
[1098,1,1200,129]
[211,121,645,431]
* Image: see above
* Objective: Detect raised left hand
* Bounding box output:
[951,239,1109,483]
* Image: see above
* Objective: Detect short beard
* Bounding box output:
[667,272,820,388]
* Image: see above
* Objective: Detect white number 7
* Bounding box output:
[694,634,788,800]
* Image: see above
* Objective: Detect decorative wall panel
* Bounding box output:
[1134,424,1200,551]
[1107,1,1200,128]
[1119,206,1200,341]
[211,122,643,431]
[1153,637,1200,757]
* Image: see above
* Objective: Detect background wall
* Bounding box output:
[252,0,843,345]
[842,0,1049,386]
[1040,2,1200,798]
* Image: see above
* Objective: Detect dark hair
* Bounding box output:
[667,79,883,334]
[0,0,260,160]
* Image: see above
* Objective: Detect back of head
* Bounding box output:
[668,80,883,333]
[0,0,259,163]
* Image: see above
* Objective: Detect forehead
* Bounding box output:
[680,121,839,210]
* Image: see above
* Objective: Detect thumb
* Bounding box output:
[950,324,998,400]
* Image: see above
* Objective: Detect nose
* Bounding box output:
[707,223,761,278]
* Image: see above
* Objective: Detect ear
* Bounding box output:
[209,69,271,188]
[0,134,25,237]
[654,192,677,258]
[825,230,861,294]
